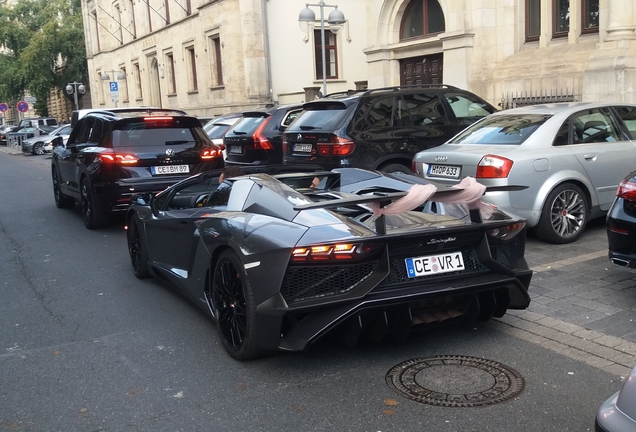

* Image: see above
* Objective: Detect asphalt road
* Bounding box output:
[0,148,633,431]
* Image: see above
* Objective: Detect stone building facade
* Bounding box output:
[82,0,636,115]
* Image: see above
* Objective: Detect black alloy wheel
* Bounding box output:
[32,142,44,155]
[535,183,589,244]
[52,168,74,209]
[81,179,109,229]
[209,250,265,360]
[127,215,150,279]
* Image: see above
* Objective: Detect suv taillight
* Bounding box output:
[201,148,223,160]
[317,137,355,156]
[617,177,636,201]
[476,155,513,178]
[253,117,273,150]
[99,153,139,164]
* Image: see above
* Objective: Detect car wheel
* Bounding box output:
[81,179,110,229]
[210,250,265,360]
[52,168,74,209]
[32,143,44,155]
[380,163,412,174]
[535,183,589,244]
[127,215,150,279]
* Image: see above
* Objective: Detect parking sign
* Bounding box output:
[110,81,119,103]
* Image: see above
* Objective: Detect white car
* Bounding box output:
[412,102,636,244]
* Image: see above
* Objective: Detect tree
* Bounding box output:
[0,0,88,116]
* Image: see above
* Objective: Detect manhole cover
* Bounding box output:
[385,355,525,407]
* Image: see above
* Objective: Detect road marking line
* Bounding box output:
[491,310,635,378]
[532,250,607,273]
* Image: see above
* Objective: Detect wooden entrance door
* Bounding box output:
[400,54,443,85]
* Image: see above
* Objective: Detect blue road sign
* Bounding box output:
[110,82,119,92]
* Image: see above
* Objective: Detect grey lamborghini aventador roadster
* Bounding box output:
[125,167,532,360]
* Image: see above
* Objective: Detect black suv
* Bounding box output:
[282,85,496,173]
[223,104,303,166]
[52,108,224,229]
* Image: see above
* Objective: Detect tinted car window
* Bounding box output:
[112,119,205,147]
[282,110,302,127]
[450,114,550,145]
[226,116,267,135]
[612,106,636,139]
[206,124,233,139]
[571,107,621,144]
[399,93,446,126]
[445,92,495,126]
[290,105,350,131]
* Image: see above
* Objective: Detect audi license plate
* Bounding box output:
[405,251,465,278]
[293,143,312,153]
[151,165,190,175]
[228,146,242,154]
[428,164,461,179]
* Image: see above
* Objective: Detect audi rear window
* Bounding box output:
[449,114,551,145]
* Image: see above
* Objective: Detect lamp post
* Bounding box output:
[101,70,127,107]
[65,82,86,111]
[298,2,345,97]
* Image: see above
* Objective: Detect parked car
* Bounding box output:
[22,124,72,155]
[125,167,532,360]
[203,112,243,158]
[224,104,303,166]
[19,117,58,128]
[595,364,636,431]
[52,108,224,229]
[606,171,636,268]
[282,84,496,174]
[3,124,56,146]
[0,125,21,145]
[412,102,636,244]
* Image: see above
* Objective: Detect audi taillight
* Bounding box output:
[99,153,139,164]
[616,176,636,201]
[291,242,382,263]
[476,155,513,178]
[317,137,355,156]
[253,117,273,150]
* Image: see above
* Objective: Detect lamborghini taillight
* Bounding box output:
[291,242,382,262]
[487,222,526,240]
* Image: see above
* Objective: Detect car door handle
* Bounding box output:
[583,154,596,161]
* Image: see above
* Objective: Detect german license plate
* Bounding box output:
[228,146,242,154]
[428,164,461,179]
[405,251,465,278]
[293,143,312,153]
[151,165,190,175]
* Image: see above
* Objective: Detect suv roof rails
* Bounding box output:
[323,89,366,99]
[361,84,460,95]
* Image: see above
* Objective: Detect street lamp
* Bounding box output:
[101,70,127,108]
[298,2,346,96]
[65,82,86,111]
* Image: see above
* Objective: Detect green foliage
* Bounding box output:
[0,0,88,116]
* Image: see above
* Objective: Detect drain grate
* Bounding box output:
[385,355,525,407]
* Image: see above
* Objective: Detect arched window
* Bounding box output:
[400,0,445,40]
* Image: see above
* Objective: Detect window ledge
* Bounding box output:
[187,90,199,95]
[209,85,225,91]
[167,93,177,98]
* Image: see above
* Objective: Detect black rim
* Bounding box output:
[550,189,585,238]
[81,183,92,224]
[127,220,143,273]
[212,259,247,351]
